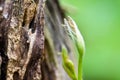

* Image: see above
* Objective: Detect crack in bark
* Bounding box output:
[0,0,45,80]
[0,0,70,80]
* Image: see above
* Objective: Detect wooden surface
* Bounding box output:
[0,0,76,80]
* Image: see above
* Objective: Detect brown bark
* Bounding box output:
[0,0,76,80]
[0,0,44,80]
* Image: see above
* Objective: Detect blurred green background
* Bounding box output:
[60,0,120,80]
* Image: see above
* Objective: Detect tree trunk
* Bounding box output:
[0,0,76,80]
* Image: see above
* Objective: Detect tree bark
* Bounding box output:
[0,0,76,80]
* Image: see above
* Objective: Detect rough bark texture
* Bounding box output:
[0,0,77,80]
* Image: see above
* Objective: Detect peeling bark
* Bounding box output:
[0,0,76,80]
[0,0,45,80]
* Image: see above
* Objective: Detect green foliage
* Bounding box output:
[62,16,85,80]
[61,45,77,80]
[60,0,120,80]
